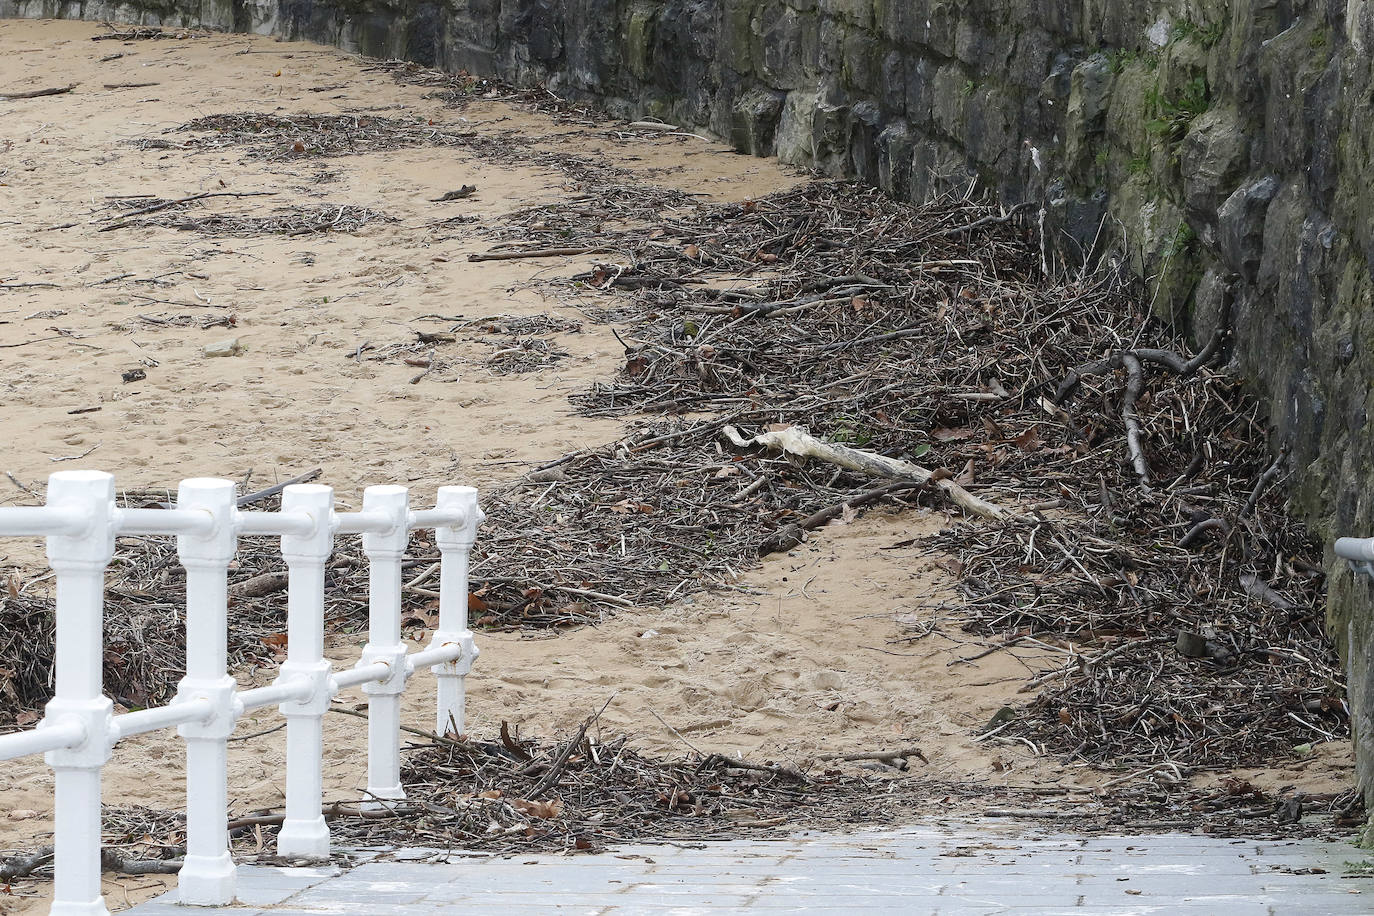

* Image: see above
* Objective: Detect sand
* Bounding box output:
[0,18,1358,914]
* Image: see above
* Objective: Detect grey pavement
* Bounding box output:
[127,822,1374,914]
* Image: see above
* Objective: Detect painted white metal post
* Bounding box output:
[273,485,336,859]
[430,486,483,736]
[173,479,240,906]
[356,486,410,805]
[42,471,118,916]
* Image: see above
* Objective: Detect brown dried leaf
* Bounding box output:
[512,798,564,819]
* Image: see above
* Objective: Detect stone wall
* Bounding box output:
[10,0,1374,811]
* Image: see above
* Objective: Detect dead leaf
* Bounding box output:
[683,244,701,260]
[609,499,654,514]
[512,798,564,819]
[1012,426,1041,451]
[954,459,976,485]
[476,789,503,800]
[936,556,964,577]
[931,427,976,442]
[468,592,489,613]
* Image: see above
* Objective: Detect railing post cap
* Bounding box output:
[177,478,237,563]
[177,477,237,496]
[435,486,485,542]
[281,483,335,560]
[46,469,116,503]
[45,471,116,566]
[362,485,409,553]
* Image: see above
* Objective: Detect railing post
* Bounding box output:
[431,486,483,736]
[173,479,240,906]
[42,471,117,916]
[356,486,410,806]
[273,485,336,859]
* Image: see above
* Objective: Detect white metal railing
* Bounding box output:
[0,470,484,915]
[1336,535,1374,579]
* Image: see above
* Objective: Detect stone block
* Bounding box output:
[624,2,657,80]
[1216,175,1278,283]
[931,62,968,137]
[841,22,878,90]
[910,137,974,202]
[731,87,786,155]
[876,119,914,196]
[1062,51,1114,177]
[1180,106,1249,228]
[818,0,871,28]
[1007,26,1054,89]
[775,88,818,164]
[848,99,883,181]
[811,97,851,175]
[755,1,819,89]
[904,54,936,127]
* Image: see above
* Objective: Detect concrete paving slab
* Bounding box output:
[126,822,1374,914]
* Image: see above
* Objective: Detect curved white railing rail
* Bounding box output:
[0,471,483,915]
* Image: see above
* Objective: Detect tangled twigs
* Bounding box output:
[98,191,276,231]
[1240,447,1289,520]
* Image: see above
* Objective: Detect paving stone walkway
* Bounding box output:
[128,821,1374,915]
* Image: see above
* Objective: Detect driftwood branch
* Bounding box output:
[1120,353,1150,487]
[755,480,928,556]
[0,83,76,100]
[813,746,928,765]
[0,846,181,879]
[699,753,811,783]
[722,425,1015,521]
[237,467,323,507]
[468,246,609,262]
[1239,448,1287,519]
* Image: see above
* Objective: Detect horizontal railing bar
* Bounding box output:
[1335,537,1374,562]
[335,510,394,535]
[115,698,213,738]
[0,506,88,537]
[116,507,215,537]
[236,510,315,537]
[332,661,390,690]
[408,643,465,669]
[239,678,313,711]
[0,719,86,761]
[408,508,466,530]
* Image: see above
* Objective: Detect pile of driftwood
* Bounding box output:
[481,177,1346,774]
